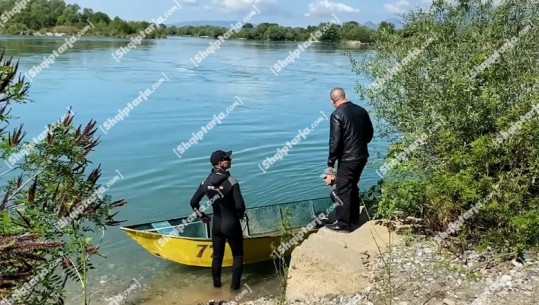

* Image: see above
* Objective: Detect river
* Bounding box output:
[1,35,386,304]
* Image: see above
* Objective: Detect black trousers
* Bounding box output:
[335,159,368,225]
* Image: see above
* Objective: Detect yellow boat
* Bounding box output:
[120,197,333,267]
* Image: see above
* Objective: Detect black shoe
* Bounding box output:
[213,279,222,288]
[325,222,351,232]
[314,213,331,228]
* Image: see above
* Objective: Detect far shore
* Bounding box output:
[1,32,372,47]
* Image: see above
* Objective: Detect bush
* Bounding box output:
[0,51,126,304]
[4,23,29,35]
[49,25,81,35]
[353,0,539,252]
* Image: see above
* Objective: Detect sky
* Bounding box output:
[64,0,434,27]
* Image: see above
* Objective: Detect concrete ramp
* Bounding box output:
[286,221,399,303]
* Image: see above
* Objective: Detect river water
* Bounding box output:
[1,35,386,304]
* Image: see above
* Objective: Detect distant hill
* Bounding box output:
[363,21,378,29]
[363,19,403,30]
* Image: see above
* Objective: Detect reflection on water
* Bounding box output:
[2,36,155,55]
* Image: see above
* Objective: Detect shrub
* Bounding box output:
[353,0,539,251]
[0,51,126,304]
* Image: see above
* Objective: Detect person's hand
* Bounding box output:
[200,214,211,223]
[324,174,336,185]
[197,212,211,223]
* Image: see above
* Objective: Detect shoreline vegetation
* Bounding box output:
[0,0,395,43]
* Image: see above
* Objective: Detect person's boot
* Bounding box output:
[231,256,243,290]
[212,257,222,288]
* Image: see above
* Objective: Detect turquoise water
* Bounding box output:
[1,36,386,304]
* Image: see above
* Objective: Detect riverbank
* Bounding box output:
[4,31,371,48]
[202,221,538,305]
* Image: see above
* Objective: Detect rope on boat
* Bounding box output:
[241,214,250,237]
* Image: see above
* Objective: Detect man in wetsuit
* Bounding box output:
[190,150,246,290]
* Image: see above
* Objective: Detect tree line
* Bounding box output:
[0,0,397,42]
[0,0,167,38]
[165,21,397,43]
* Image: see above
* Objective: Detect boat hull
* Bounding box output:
[121,227,289,267]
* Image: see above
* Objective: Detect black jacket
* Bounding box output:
[328,102,374,167]
[190,168,246,235]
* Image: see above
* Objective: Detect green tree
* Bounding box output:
[353,0,539,251]
[284,30,297,41]
[378,21,396,34]
[80,8,93,24]
[5,22,29,35]
[58,4,81,26]
[240,27,256,39]
[254,23,271,40]
[211,27,226,39]
[341,21,357,40]
[166,25,178,35]
[341,21,374,42]
[90,12,111,25]
[109,16,134,36]
[266,26,286,41]
[318,23,341,42]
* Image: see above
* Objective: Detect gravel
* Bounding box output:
[205,236,538,305]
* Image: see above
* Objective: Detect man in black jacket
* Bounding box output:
[326,88,374,232]
[190,150,246,290]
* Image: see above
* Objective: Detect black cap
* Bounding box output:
[210,150,232,166]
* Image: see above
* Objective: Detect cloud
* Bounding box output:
[212,0,278,12]
[304,0,360,17]
[181,0,199,5]
[384,0,411,14]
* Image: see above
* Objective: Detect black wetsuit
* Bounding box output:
[190,168,246,289]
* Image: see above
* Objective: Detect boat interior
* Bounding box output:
[123,197,333,239]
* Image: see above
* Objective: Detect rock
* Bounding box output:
[285,221,400,303]
[345,40,363,47]
[511,259,523,267]
[442,299,456,305]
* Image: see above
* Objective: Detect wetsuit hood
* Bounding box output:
[208,168,230,186]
